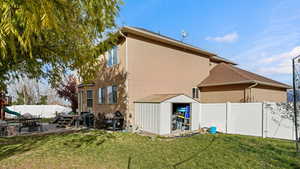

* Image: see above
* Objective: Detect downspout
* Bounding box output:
[118,30,130,125]
[247,82,258,102]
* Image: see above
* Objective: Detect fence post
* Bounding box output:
[262,102,265,138]
[199,103,202,130]
[226,102,231,133]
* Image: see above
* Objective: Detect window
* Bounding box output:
[78,91,83,112]
[107,46,119,67]
[107,85,117,104]
[87,90,93,107]
[98,87,106,104]
[192,88,199,98]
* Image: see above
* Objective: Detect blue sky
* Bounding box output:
[117,0,300,85]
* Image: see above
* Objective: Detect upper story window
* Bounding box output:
[192,88,199,98]
[87,90,93,107]
[98,87,106,104]
[107,85,118,104]
[107,46,119,67]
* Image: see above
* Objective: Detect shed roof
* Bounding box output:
[198,63,291,89]
[134,94,198,103]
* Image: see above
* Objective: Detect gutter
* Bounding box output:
[246,82,258,102]
[118,30,130,123]
[198,80,290,89]
[121,26,216,57]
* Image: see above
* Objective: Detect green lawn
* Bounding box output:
[0,130,299,169]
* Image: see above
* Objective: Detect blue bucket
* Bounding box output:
[209,126,217,134]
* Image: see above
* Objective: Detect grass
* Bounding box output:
[0,130,299,169]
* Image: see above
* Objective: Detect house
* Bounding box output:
[77,26,290,128]
[199,63,290,103]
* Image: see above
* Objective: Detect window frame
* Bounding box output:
[78,91,83,112]
[107,85,118,104]
[86,90,93,108]
[107,46,119,67]
[98,87,106,104]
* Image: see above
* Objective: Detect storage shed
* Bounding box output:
[134,94,200,135]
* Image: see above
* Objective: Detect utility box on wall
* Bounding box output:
[134,94,200,135]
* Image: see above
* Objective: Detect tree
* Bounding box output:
[56,75,78,112]
[11,79,39,105]
[38,95,48,105]
[0,0,122,90]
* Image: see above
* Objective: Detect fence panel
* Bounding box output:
[200,103,227,132]
[264,103,295,140]
[227,103,263,137]
[200,102,295,140]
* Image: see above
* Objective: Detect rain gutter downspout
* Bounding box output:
[118,30,130,123]
[247,82,258,102]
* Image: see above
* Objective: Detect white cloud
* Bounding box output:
[260,46,300,64]
[234,0,300,85]
[206,32,238,43]
[258,59,292,75]
[257,46,300,75]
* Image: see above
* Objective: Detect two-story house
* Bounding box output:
[77,26,290,127]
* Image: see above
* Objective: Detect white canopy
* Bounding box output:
[6,105,71,118]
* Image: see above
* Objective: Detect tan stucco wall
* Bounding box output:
[78,34,212,126]
[252,85,287,102]
[126,34,211,124]
[78,40,129,126]
[200,84,248,103]
[200,84,288,103]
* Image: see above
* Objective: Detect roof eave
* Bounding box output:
[210,56,237,65]
[198,80,291,89]
[78,83,95,88]
[121,26,217,57]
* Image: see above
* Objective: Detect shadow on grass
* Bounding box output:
[0,130,115,162]
[127,156,132,169]
[170,135,217,169]
[0,135,48,161]
[223,136,300,168]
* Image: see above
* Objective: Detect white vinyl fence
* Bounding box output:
[200,102,295,140]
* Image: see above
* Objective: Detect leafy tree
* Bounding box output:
[56,75,78,112]
[13,85,34,105]
[0,0,122,90]
[38,95,48,105]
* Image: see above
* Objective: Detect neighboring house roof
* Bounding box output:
[120,26,237,65]
[134,94,199,103]
[198,63,291,89]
